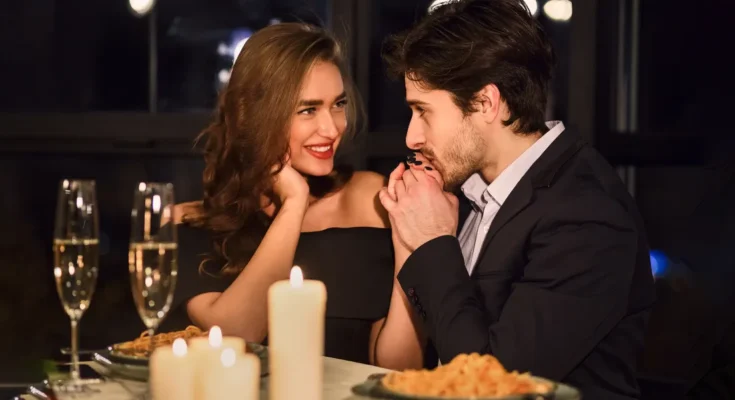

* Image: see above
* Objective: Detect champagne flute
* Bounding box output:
[53,179,99,387]
[129,182,177,355]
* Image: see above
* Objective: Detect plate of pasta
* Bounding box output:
[92,326,269,381]
[108,325,209,364]
[352,353,580,400]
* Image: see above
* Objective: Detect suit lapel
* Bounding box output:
[470,130,587,273]
[472,180,533,270]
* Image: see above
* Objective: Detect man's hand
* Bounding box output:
[380,164,459,253]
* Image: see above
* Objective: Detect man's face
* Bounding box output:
[404,77,486,191]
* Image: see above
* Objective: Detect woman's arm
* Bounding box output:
[186,165,309,343]
[351,171,424,369]
[370,157,446,369]
[370,231,425,370]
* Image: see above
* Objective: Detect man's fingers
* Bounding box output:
[423,167,445,188]
[395,177,408,198]
[404,167,440,194]
[402,168,419,189]
[388,163,406,200]
[379,188,398,213]
[410,167,430,183]
[389,162,406,181]
[386,183,397,202]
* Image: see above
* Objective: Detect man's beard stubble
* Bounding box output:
[421,122,486,192]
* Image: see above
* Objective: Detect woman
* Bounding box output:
[172,23,423,369]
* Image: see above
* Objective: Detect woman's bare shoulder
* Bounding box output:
[342,171,390,228]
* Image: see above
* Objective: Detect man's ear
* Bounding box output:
[475,83,501,124]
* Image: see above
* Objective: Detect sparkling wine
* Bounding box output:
[53,239,99,321]
[128,242,178,329]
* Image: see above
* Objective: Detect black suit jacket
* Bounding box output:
[398,129,656,400]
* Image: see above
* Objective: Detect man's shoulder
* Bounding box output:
[543,144,633,205]
[531,186,640,250]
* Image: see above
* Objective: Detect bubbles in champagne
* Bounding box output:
[53,239,99,321]
[129,242,178,329]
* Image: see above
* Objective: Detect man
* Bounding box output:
[378,0,656,398]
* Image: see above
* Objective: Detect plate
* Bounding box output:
[92,352,150,381]
[351,373,581,400]
[93,342,269,381]
[106,347,148,366]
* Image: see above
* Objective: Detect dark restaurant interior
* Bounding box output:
[1,0,734,398]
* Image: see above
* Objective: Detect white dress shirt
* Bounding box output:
[457,121,566,275]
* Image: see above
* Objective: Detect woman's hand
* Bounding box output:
[409,152,445,188]
[387,152,446,273]
[387,152,445,201]
[272,161,310,208]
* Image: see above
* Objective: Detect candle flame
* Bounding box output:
[221,348,236,367]
[172,338,187,357]
[209,326,223,347]
[290,266,303,288]
[152,194,161,213]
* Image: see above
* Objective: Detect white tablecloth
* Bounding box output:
[51,357,389,400]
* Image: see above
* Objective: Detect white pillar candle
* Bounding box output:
[201,348,260,400]
[268,266,327,400]
[150,338,195,400]
[189,326,246,354]
[188,326,248,398]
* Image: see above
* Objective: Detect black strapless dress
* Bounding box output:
[167,224,395,364]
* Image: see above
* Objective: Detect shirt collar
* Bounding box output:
[460,174,488,209]
[461,121,565,209]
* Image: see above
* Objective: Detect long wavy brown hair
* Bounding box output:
[186,23,363,275]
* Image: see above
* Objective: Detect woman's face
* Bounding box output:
[287,61,348,176]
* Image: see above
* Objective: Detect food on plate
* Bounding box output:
[382,353,553,398]
[113,325,207,357]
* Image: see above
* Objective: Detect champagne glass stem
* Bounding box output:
[70,319,80,382]
[147,327,156,356]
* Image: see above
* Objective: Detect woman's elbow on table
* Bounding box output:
[186,292,267,343]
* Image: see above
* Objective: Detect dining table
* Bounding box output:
[19,356,389,400]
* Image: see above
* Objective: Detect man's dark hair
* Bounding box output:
[382,0,556,134]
